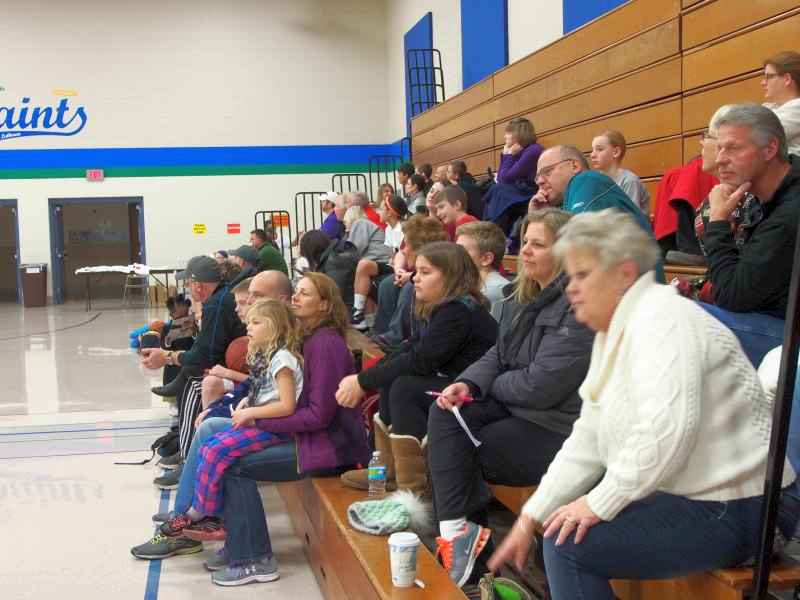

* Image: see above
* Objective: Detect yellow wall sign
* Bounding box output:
[193,223,207,234]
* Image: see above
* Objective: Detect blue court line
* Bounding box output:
[0,422,172,437]
[145,489,172,600]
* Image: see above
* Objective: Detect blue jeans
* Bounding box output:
[221,442,301,566]
[380,281,415,345]
[373,275,402,334]
[544,487,800,600]
[174,416,232,513]
[699,303,784,367]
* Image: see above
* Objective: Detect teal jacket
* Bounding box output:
[563,171,664,282]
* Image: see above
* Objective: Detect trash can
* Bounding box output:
[20,263,48,307]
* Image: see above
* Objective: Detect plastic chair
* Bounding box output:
[123,273,149,306]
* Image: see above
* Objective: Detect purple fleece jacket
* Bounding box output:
[255,327,369,474]
[497,143,544,186]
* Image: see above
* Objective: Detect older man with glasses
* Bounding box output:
[530,144,663,280]
[143,255,246,398]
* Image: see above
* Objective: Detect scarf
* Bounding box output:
[246,350,270,406]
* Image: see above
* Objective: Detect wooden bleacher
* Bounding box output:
[411,0,800,220]
[278,477,466,599]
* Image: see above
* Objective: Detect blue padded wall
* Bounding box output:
[461,0,508,89]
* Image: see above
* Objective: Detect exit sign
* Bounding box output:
[86,169,104,181]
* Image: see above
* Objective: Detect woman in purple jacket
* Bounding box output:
[132,272,369,586]
[483,117,545,237]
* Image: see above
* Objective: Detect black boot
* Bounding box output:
[151,372,186,397]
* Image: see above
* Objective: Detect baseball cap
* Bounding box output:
[176,255,223,282]
[320,191,338,204]
[229,245,259,265]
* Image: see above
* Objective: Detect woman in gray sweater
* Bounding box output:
[427,209,595,587]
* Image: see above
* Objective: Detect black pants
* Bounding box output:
[427,396,567,521]
[378,374,450,440]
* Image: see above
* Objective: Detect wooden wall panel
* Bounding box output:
[682,74,762,131]
[493,0,680,95]
[413,102,495,155]
[493,20,680,125]
[411,78,493,136]
[462,151,497,176]
[537,99,682,152]
[683,134,703,163]
[682,0,704,8]
[624,138,684,178]
[495,58,682,140]
[413,126,494,168]
[643,178,661,215]
[682,0,798,50]
[683,12,800,90]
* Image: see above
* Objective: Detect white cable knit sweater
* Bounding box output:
[523,272,794,524]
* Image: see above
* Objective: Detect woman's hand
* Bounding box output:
[487,514,537,572]
[232,406,255,428]
[436,382,471,411]
[194,409,210,428]
[394,269,412,287]
[508,142,524,155]
[335,374,366,408]
[542,495,601,546]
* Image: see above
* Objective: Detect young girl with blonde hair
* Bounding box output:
[159,299,304,539]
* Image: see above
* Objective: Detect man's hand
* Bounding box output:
[141,348,168,370]
[529,190,549,213]
[708,182,751,222]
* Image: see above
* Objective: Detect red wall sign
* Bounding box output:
[227,223,241,235]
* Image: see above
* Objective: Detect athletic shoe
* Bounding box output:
[182,517,226,542]
[159,513,193,537]
[204,547,229,572]
[153,465,182,490]
[351,310,369,331]
[211,555,280,586]
[436,521,491,587]
[158,453,182,469]
[151,511,175,524]
[130,534,202,560]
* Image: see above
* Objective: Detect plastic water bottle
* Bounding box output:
[367,450,387,497]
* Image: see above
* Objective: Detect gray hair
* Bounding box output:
[352,191,370,208]
[343,206,365,229]
[554,209,659,275]
[333,194,347,209]
[707,104,733,136]
[711,103,788,162]
[558,145,591,171]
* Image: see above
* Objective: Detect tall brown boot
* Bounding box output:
[340,414,396,491]
[390,434,429,497]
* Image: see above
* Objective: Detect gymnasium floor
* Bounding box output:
[0,301,322,600]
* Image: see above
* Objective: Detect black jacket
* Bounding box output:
[458,276,594,436]
[705,156,800,317]
[180,284,247,368]
[358,296,497,390]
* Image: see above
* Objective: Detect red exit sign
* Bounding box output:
[86,169,104,182]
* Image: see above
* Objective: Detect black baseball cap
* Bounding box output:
[229,245,259,265]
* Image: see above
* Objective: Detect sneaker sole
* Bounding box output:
[131,544,203,560]
[183,529,227,542]
[456,526,491,588]
[153,482,179,490]
[204,561,228,572]
[212,572,280,586]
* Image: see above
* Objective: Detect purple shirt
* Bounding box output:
[497,143,544,187]
[256,327,369,473]
[320,211,342,240]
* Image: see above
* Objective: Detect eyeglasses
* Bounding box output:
[535,158,574,180]
[762,72,780,82]
[700,130,717,142]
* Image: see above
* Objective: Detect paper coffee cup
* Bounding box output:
[388,532,420,587]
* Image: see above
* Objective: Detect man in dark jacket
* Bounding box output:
[143,255,246,396]
[228,245,258,287]
[699,103,799,366]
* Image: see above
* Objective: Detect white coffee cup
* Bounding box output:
[388,531,420,587]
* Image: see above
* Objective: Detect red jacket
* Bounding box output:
[653,157,718,240]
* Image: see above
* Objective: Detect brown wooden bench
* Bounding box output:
[490,485,800,600]
[664,263,707,283]
[278,477,466,599]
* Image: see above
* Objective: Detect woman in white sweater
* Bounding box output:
[488,209,799,599]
